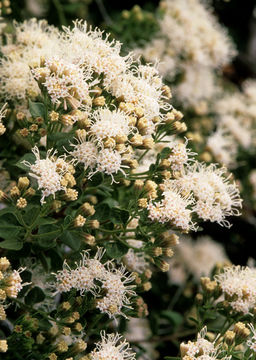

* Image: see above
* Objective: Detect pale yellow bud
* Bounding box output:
[16,197,27,209]
[63,189,78,201]
[134,180,144,190]
[138,198,148,208]
[18,177,30,190]
[93,96,105,106]
[0,257,10,271]
[74,215,86,227]
[0,340,8,353]
[75,129,87,141]
[81,202,95,216]
[130,133,143,147]
[10,186,20,197]
[142,137,154,149]
[49,111,59,122]
[83,234,96,246]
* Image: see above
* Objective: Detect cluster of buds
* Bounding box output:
[146,232,179,272]
[0,0,11,16]
[0,176,35,209]
[121,5,156,24]
[0,257,26,303]
[16,109,47,142]
[133,296,149,317]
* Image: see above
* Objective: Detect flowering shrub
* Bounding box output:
[0,1,255,360]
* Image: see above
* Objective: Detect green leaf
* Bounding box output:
[89,172,103,186]
[59,231,81,250]
[0,212,23,240]
[29,99,45,118]
[164,357,181,360]
[0,238,23,250]
[48,249,63,271]
[105,241,128,259]
[16,153,36,171]
[25,286,45,305]
[22,205,41,227]
[95,203,111,221]
[160,310,183,327]
[160,147,172,159]
[36,217,58,226]
[110,208,130,225]
[37,224,60,248]
[63,215,73,228]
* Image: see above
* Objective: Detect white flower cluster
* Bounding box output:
[55,248,136,318]
[148,183,196,232]
[32,57,93,110]
[135,0,235,107]
[0,19,60,100]
[4,19,177,184]
[0,257,26,301]
[207,82,256,168]
[90,331,136,360]
[148,157,242,230]
[167,138,196,172]
[206,127,238,168]
[174,162,242,227]
[23,146,74,203]
[180,327,231,360]
[215,265,256,315]
[169,235,228,283]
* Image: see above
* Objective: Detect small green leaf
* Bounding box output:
[16,153,36,171]
[29,99,45,118]
[47,132,75,148]
[95,203,111,221]
[63,215,73,228]
[160,310,183,327]
[37,224,60,248]
[0,212,23,240]
[160,147,172,159]
[105,241,128,259]
[36,217,58,226]
[110,208,130,225]
[0,238,23,250]
[25,286,45,305]
[89,172,103,186]
[22,205,41,227]
[60,231,81,250]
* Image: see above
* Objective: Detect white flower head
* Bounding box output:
[207,127,238,167]
[89,108,132,141]
[170,235,228,281]
[109,64,171,121]
[0,19,60,100]
[23,146,70,203]
[95,148,128,182]
[55,248,136,319]
[91,331,136,360]
[148,181,196,232]
[69,137,98,170]
[123,249,147,274]
[167,138,196,172]
[61,20,132,86]
[215,265,256,315]
[173,162,242,227]
[33,57,93,109]
[180,327,231,360]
